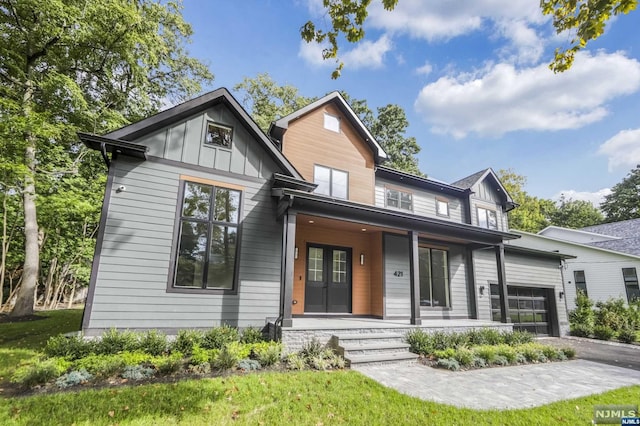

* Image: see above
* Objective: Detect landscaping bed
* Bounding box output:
[569,293,640,345]
[405,328,576,371]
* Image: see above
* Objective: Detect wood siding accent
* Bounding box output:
[86,155,283,331]
[292,223,375,315]
[282,103,375,204]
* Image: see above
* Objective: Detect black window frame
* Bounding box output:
[573,270,588,297]
[385,187,413,211]
[622,267,640,302]
[167,179,243,295]
[477,206,498,230]
[436,197,450,217]
[313,164,349,199]
[418,245,451,309]
[204,121,233,149]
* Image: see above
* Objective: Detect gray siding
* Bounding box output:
[375,178,466,223]
[383,234,411,318]
[473,249,498,321]
[134,104,277,179]
[87,155,283,332]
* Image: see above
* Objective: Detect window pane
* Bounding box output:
[534,299,547,310]
[400,192,412,210]
[419,247,432,306]
[308,247,324,281]
[213,188,240,223]
[518,299,534,310]
[205,123,232,147]
[332,250,347,283]
[626,285,640,302]
[314,166,331,196]
[436,200,448,216]
[175,221,208,287]
[182,183,211,220]
[207,225,237,289]
[492,310,502,321]
[386,189,399,208]
[323,113,340,132]
[431,249,449,307]
[492,298,502,310]
[487,210,498,229]
[574,270,586,283]
[490,284,500,295]
[332,170,348,199]
[623,267,638,282]
[508,298,518,309]
[478,208,488,228]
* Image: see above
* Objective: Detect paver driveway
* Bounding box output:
[540,337,640,371]
[354,359,640,409]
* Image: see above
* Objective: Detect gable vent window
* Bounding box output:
[323,113,341,133]
[205,122,233,148]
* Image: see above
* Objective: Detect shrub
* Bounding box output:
[453,348,474,367]
[517,344,544,362]
[433,348,456,360]
[541,346,562,361]
[237,359,261,371]
[569,291,595,332]
[151,352,184,375]
[595,298,629,330]
[202,325,239,350]
[472,356,487,368]
[502,330,533,346]
[188,363,212,375]
[310,355,332,371]
[44,334,95,360]
[119,351,153,366]
[618,328,637,344]
[252,342,283,366]
[593,325,615,341]
[121,365,155,381]
[493,355,510,366]
[95,329,140,355]
[172,330,204,356]
[213,343,248,370]
[330,354,346,369]
[139,330,168,356]
[56,369,93,388]
[74,354,126,378]
[405,329,433,355]
[570,323,593,337]
[514,353,527,364]
[300,338,324,360]
[12,358,71,387]
[561,347,576,359]
[494,345,517,363]
[436,358,460,371]
[473,346,497,364]
[240,327,264,344]
[286,353,308,370]
[189,344,219,365]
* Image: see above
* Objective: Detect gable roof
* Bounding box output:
[104,87,303,179]
[452,168,517,211]
[581,219,640,256]
[269,91,388,164]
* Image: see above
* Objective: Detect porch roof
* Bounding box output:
[273,188,520,245]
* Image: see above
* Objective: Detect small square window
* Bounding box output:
[436,199,449,217]
[323,113,340,133]
[205,122,233,148]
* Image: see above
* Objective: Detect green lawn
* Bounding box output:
[0,309,83,350]
[0,309,638,425]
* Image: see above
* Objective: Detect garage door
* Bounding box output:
[490,285,552,336]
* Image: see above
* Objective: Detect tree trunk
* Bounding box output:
[0,194,7,311]
[10,80,39,317]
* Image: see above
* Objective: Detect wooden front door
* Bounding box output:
[304,244,352,313]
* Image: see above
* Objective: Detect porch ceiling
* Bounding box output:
[298,214,405,235]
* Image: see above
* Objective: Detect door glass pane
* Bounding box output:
[331,170,348,199]
[175,221,208,287]
[510,311,520,322]
[532,288,545,297]
[519,311,535,322]
[182,183,211,219]
[314,166,331,196]
[213,188,240,223]
[508,298,518,309]
[518,300,533,310]
[535,312,548,322]
[508,286,517,296]
[492,310,502,321]
[419,247,432,306]
[332,250,347,283]
[431,249,449,307]
[207,225,237,289]
[490,284,500,295]
[308,247,324,281]
[518,288,533,298]
[534,300,547,310]
[536,325,549,335]
[492,298,502,310]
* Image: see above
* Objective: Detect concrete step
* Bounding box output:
[347,351,419,366]
[335,333,405,345]
[342,342,411,356]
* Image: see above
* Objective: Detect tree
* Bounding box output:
[1,0,213,316]
[498,169,555,232]
[234,73,316,133]
[301,0,636,77]
[371,104,422,176]
[548,195,604,228]
[600,165,640,222]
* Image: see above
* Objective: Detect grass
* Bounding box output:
[0,309,638,425]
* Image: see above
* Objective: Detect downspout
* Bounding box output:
[559,259,569,329]
[100,142,111,168]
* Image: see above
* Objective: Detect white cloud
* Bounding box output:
[415,61,433,75]
[298,35,392,70]
[495,19,545,65]
[598,128,640,171]
[414,51,640,138]
[552,189,612,207]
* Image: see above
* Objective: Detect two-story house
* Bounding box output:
[79,88,571,352]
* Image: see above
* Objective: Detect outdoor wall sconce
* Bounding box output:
[360,253,365,265]
[294,247,299,260]
[479,285,485,296]
[559,291,564,300]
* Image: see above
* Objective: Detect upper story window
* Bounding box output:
[574,270,588,297]
[622,267,640,302]
[314,165,348,199]
[323,113,341,133]
[436,198,449,217]
[386,188,412,211]
[477,207,498,230]
[173,180,241,292]
[205,122,233,148]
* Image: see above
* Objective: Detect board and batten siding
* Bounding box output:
[374,178,467,223]
[86,154,283,333]
[470,197,508,232]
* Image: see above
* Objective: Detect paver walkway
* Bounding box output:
[354,359,640,409]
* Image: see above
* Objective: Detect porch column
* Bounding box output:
[281,211,297,327]
[409,231,422,325]
[494,243,510,323]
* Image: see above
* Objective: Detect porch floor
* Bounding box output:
[285,317,509,330]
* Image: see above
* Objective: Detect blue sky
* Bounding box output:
[180,0,640,205]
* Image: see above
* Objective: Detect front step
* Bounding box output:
[341,341,412,356]
[333,333,418,366]
[347,351,419,366]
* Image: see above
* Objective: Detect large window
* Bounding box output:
[418,247,450,308]
[477,207,498,230]
[174,181,241,291]
[386,188,412,211]
[314,165,348,199]
[623,268,640,302]
[204,121,233,148]
[574,270,588,297]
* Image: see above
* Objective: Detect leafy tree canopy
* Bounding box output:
[600,165,640,222]
[548,194,604,228]
[498,169,555,233]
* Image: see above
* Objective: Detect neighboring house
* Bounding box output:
[80,88,570,341]
[542,220,640,256]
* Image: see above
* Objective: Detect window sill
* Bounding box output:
[419,306,453,311]
[166,286,237,296]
